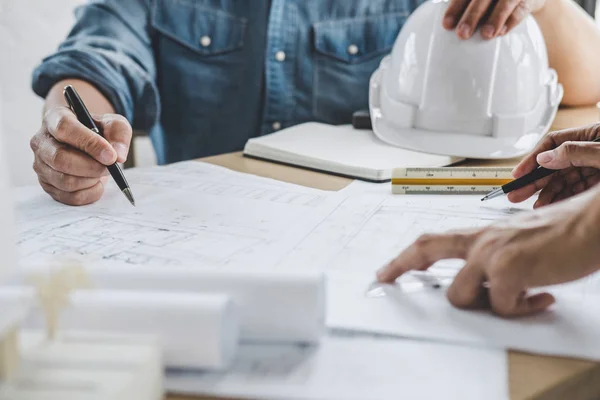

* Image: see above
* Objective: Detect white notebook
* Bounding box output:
[243,123,463,182]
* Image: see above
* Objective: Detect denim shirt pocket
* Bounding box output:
[151,0,248,108]
[150,0,249,155]
[312,12,407,124]
[152,0,246,56]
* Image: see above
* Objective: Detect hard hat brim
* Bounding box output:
[370,69,563,160]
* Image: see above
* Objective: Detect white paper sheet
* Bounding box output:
[338,180,392,196]
[329,276,600,360]
[16,162,344,270]
[166,332,508,400]
[279,194,533,274]
[272,192,600,360]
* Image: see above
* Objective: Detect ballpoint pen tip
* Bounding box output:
[123,188,135,206]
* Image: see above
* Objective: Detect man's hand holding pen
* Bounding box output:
[509,124,600,207]
[30,106,132,206]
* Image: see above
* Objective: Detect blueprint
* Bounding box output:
[15,162,344,269]
[279,193,532,277]
[15,161,527,274]
[18,161,600,362]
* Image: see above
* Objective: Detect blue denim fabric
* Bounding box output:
[32,0,423,164]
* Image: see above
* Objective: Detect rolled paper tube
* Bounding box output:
[13,266,326,343]
[0,288,239,370]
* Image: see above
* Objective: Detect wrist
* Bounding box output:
[44,79,115,116]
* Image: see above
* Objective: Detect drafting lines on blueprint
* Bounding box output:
[17,212,253,267]
[280,195,532,275]
[16,164,345,269]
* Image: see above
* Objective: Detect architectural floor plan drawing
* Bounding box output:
[279,194,532,278]
[15,162,345,269]
[15,161,532,279]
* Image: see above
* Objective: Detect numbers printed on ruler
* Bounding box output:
[394,185,504,195]
[391,167,514,195]
[395,167,514,179]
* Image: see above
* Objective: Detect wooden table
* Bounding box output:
[169,106,600,400]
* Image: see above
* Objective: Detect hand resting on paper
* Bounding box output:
[376,187,600,317]
[508,123,600,208]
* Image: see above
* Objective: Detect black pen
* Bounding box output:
[481,137,600,201]
[63,85,136,206]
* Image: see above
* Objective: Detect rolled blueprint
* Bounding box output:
[0,288,238,370]
[12,266,326,343]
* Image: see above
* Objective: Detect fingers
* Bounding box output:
[39,177,107,206]
[454,0,493,39]
[31,131,108,178]
[503,1,530,33]
[584,174,600,190]
[448,255,555,317]
[45,107,117,166]
[444,0,533,40]
[95,114,133,163]
[32,109,132,206]
[507,174,552,203]
[443,0,470,30]
[535,177,566,208]
[377,232,472,283]
[33,156,101,193]
[480,0,523,39]
[537,141,600,170]
[512,126,600,179]
[447,261,487,309]
[489,286,555,317]
[512,137,557,180]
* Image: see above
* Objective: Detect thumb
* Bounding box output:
[536,141,600,170]
[95,114,133,164]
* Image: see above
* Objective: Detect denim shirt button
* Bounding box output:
[275,51,286,62]
[199,35,212,47]
[347,44,359,55]
[272,121,282,131]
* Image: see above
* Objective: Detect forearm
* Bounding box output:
[44,79,115,115]
[533,0,600,106]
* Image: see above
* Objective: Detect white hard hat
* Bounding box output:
[369,0,563,159]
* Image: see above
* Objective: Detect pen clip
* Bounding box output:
[63,88,76,113]
[63,85,98,132]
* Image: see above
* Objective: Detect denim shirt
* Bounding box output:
[32,0,423,164]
